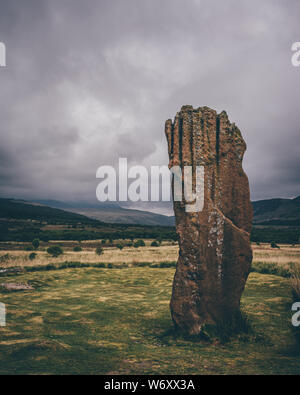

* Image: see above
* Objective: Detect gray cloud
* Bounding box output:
[0,0,299,212]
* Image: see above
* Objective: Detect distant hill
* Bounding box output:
[63,207,175,226]
[36,196,300,227]
[252,196,300,226]
[33,200,175,226]
[0,198,102,225]
[0,198,177,243]
[1,195,300,230]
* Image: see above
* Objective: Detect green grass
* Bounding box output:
[251,261,292,278]
[0,267,299,375]
[0,261,177,277]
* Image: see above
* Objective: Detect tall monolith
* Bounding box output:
[165,105,252,335]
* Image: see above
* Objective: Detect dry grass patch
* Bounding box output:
[253,244,300,266]
[0,244,179,268]
[290,263,300,300]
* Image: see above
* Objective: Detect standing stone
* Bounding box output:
[165,105,252,335]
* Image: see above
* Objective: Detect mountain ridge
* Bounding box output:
[1,196,299,227]
[252,196,300,226]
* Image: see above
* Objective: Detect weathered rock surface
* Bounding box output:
[165,105,252,335]
[0,282,33,291]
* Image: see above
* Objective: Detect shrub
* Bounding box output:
[29,252,37,261]
[101,239,106,244]
[159,261,176,268]
[134,262,149,267]
[32,238,40,250]
[26,263,56,272]
[94,263,106,268]
[96,246,104,255]
[116,244,124,250]
[25,245,34,251]
[73,246,82,252]
[134,239,145,248]
[47,245,63,257]
[271,241,280,249]
[149,263,160,268]
[107,263,113,268]
[0,253,10,263]
[151,241,159,247]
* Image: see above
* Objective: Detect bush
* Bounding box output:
[96,246,104,255]
[25,245,34,251]
[24,261,109,273]
[271,241,280,249]
[73,246,82,252]
[107,263,113,268]
[149,263,160,268]
[94,263,106,268]
[159,261,176,268]
[151,241,159,247]
[47,245,63,257]
[133,262,149,267]
[26,263,57,272]
[116,244,124,250]
[101,239,106,244]
[32,238,40,250]
[29,252,37,261]
[0,254,10,263]
[134,239,145,248]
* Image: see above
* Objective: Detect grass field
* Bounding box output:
[0,243,300,374]
[1,242,300,270]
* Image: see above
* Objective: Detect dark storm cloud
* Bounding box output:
[0,0,299,211]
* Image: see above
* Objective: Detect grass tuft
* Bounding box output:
[251,261,291,278]
[290,263,300,300]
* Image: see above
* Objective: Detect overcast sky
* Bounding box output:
[0,0,299,214]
